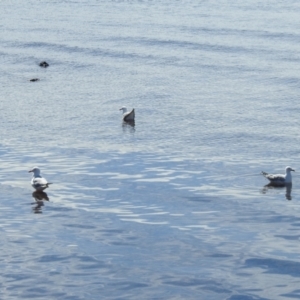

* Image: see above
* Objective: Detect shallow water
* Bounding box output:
[1,1,300,299]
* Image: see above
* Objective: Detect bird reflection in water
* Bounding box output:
[31,191,49,213]
[261,183,292,201]
[285,183,292,200]
[122,120,135,133]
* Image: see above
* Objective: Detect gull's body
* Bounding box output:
[262,166,295,186]
[29,167,52,191]
[119,107,135,122]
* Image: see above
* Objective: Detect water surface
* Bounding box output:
[1,1,300,299]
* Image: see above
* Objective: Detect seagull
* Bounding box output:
[261,166,295,186]
[119,106,135,122]
[29,167,52,191]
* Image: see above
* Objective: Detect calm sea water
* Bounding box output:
[1,1,300,299]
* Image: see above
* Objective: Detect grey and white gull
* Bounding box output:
[261,166,295,186]
[119,106,135,122]
[29,167,52,191]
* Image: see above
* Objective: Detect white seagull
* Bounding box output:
[119,106,135,122]
[261,166,295,186]
[29,167,52,191]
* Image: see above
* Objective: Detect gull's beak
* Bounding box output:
[28,170,32,173]
[292,169,295,172]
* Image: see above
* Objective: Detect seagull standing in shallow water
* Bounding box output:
[29,167,52,191]
[261,166,295,186]
[119,106,135,122]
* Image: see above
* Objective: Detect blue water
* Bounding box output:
[1,1,300,299]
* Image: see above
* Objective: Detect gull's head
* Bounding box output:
[119,107,127,113]
[29,167,41,175]
[286,166,295,173]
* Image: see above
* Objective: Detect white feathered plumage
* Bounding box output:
[29,167,52,191]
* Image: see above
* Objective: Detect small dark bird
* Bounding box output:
[39,61,49,68]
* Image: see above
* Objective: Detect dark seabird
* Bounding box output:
[39,61,49,68]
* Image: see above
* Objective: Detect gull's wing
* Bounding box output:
[262,171,285,184]
[123,109,135,121]
[31,177,51,189]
